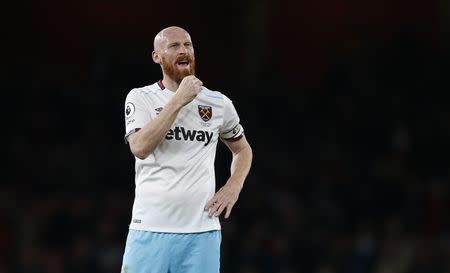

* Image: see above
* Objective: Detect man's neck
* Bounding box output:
[161,77,180,93]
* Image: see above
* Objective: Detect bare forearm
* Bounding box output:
[129,98,183,159]
[227,144,253,189]
[204,142,252,218]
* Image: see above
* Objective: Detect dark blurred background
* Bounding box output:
[3,0,450,272]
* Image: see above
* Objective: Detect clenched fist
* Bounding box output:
[174,75,203,106]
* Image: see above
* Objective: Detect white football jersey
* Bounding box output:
[123,81,244,233]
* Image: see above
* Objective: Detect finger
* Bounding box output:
[213,203,227,217]
[209,202,222,217]
[204,200,212,211]
[208,203,218,217]
[195,80,203,88]
[204,198,216,210]
[224,203,234,219]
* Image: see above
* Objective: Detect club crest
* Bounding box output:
[198,105,212,121]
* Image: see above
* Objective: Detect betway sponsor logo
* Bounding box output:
[165,126,213,146]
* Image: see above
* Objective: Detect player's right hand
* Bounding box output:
[175,75,203,106]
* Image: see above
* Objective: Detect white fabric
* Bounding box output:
[123,82,243,233]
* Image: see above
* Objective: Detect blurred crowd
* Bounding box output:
[4,2,450,272]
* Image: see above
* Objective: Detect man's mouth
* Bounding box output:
[177,60,190,68]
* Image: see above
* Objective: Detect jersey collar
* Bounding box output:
[157,80,165,90]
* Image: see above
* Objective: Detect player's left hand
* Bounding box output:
[204,182,242,219]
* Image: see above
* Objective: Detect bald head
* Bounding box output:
[153,26,191,52]
[151,26,196,84]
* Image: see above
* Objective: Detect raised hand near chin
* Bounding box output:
[175,75,203,106]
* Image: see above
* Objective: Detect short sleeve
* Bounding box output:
[219,95,244,141]
[124,90,151,143]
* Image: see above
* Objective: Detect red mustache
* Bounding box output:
[175,55,194,64]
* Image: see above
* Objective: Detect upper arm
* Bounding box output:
[124,90,151,143]
[221,134,251,155]
[218,94,251,155]
[219,95,244,141]
[126,128,141,148]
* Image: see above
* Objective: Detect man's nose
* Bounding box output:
[178,45,188,54]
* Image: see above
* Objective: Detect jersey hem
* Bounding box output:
[128,223,221,233]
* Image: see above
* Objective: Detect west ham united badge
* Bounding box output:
[198,105,212,121]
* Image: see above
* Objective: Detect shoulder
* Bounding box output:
[126,83,160,98]
[198,86,231,102]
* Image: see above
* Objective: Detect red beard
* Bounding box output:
[161,55,196,83]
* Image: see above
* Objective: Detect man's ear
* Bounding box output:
[152,51,160,64]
